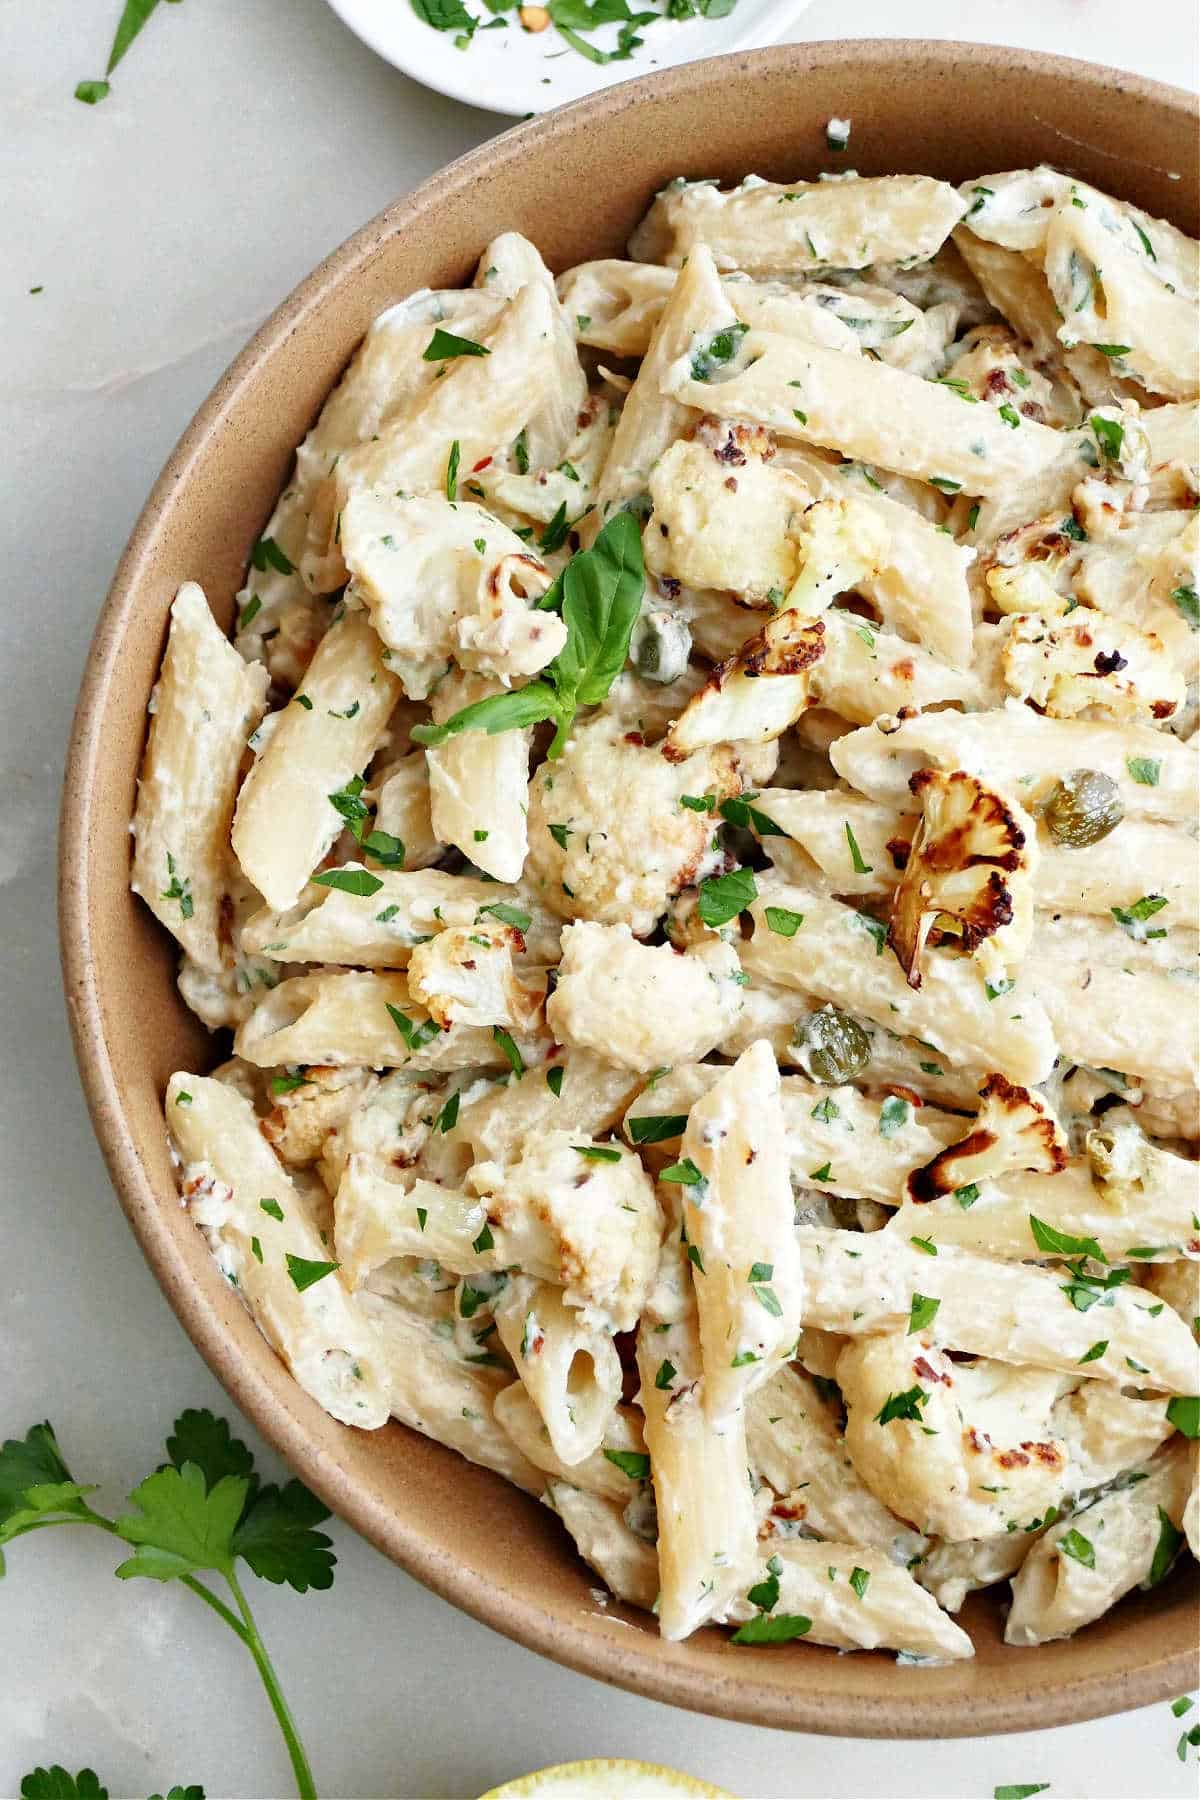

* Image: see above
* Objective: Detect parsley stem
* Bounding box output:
[225,1564,318,1800]
[11,1508,250,1639]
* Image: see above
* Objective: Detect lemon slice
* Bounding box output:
[480,1759,734,1799]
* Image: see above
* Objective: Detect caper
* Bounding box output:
[630,605,693,684]
[792,1006,871,1084]
[1041,768,1124,848]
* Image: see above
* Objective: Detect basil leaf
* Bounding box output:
[553,510,645,708]
[411,680,559,748]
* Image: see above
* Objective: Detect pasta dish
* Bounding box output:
[130,158,1200,1659]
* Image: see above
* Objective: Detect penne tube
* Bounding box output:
[132,584,269,972]
[165,1073,389,1427]
[493,1276,624,1466]
[231,610,401,911]
[741,881,1057,1087]
[830,701,1200,826]
[730,1541,973,1661]
[233,968,545,1071]
[544,1482,660,1611]
[359,1290,544,1494]
[495,1386,649,1504]
[678,1042,804,1419]
[793,1227,1200,1394]
[631,174,966,274]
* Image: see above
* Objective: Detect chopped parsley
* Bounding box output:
[628,1114,688,1145]
[764,905,804,937]
[422,327,490,362]
[285,1254,340,1293]
[878,1096,910,1138]
[385,1005,443,1052]
[492,1026,525,1076]
[690,321,748,383]
[697,865,757,927]
[844,820,873,874]
[874,1386,928,1425]
[907,1293,940,1335]
[660,1158,704,1186]
[602,1448,650,1481]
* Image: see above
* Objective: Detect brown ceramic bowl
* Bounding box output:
[60,40,1199,1736]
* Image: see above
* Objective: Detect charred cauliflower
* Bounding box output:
[887,768,1038,990]
[526,713,764,936]
[663,608,827,754]
[405,921,545,1033]
[906,1073,1069,1201]
[1001,611,1184,723]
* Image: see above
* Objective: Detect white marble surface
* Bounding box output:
[1,2,1196,1796]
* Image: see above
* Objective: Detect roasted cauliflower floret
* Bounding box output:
[318,1069,439,1191]
[339,490,566,697]
[1001,611,1184,723]
[258,1065,376,1169]
[643,426,810,602]
[546,921,747,1071]
[839,1334,1069,1541]
[467,1129,662,1332]
[906,1073,1069,1202]
[783,496,891,616]
[887,768,1037,989]
[661,497,890,757]
[405,922,545,1033]
[525,713,753,935]
[942,323,1065,426]
[664,610,827,754]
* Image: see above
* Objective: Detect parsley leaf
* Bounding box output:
[602,1449,650,1481]
[493,1025,525,1076]
[907,1293,940,1335]
[1029,1216,1107,1264]
[879,1095,910,1138]
[731,1611,812,1644]
[1126,755,1161,787]
[1147,1507,1183,1587]
[764,905,804,937]
[874,1386,928,1425]
[628,1113,688,1144]
[284,1254,340,1293]
[698,865,757,927]
[422,327,490,361]
[691,321,748,381]
[20,1772,111,1800]
[1057,1527,1094,1569]
[1,1414,326,1797]
[311,866,383,897]
[1166,1396,1199,1439]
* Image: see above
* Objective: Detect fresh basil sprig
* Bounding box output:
[412,511,644,758]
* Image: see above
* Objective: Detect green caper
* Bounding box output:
[1041,768,1124,848]
[630,605,693,684]
[792,1007,871,1083]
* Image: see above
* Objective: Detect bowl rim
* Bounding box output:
[59,37,1199,1739]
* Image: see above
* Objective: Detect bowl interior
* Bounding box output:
[60,39,1199,1737]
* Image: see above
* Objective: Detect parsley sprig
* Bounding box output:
[1,1412,330,1798]
[412,511,644,758]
